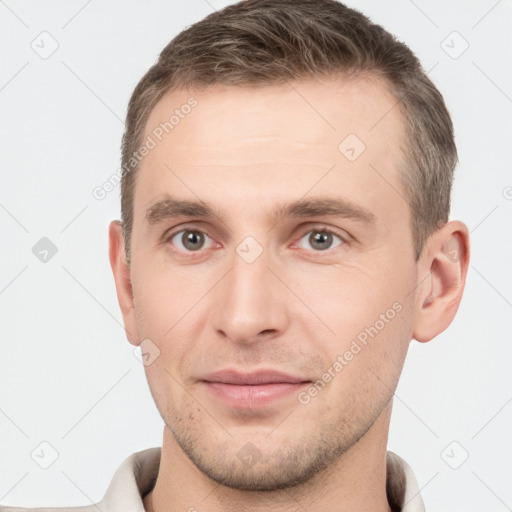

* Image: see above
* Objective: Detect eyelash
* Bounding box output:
[163,224,348,256]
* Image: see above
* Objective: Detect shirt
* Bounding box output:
[0,448,425,511]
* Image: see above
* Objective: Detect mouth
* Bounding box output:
[199,369,312,409]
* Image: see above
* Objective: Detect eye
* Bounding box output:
[296,228,345,251]
[168,229,215,252]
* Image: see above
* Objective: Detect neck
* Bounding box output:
[144,403,393,512]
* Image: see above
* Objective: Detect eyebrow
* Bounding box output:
[145,195,376,226]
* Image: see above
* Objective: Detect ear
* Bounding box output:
[412,220,470,343]
[109,220,141,346]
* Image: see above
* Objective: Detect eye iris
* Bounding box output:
[182,231,204,251]
[310,231,332,250]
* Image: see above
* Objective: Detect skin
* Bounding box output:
[109,74,469,512]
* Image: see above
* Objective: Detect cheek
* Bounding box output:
[300,264,414,378]
[307,301,412,421]
[132,266,212,385]
[132,263,205,339]
[292,261,409,334]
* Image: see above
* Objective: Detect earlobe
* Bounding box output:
[108,220,141,346]
[412,221,470,343]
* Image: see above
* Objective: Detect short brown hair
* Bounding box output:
[120,0,457,262]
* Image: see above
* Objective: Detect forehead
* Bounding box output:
[144,75,404,158]
[134,75,408,226]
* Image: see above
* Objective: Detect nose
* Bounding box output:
[211,241,290,346]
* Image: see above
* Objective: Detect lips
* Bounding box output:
[202,369,309,385]
[200,369,311,408]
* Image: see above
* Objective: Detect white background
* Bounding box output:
[0,1,511,511]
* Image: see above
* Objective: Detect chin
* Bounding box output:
[170,419,355,492]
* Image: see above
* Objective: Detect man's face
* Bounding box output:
[126,76,419,490]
